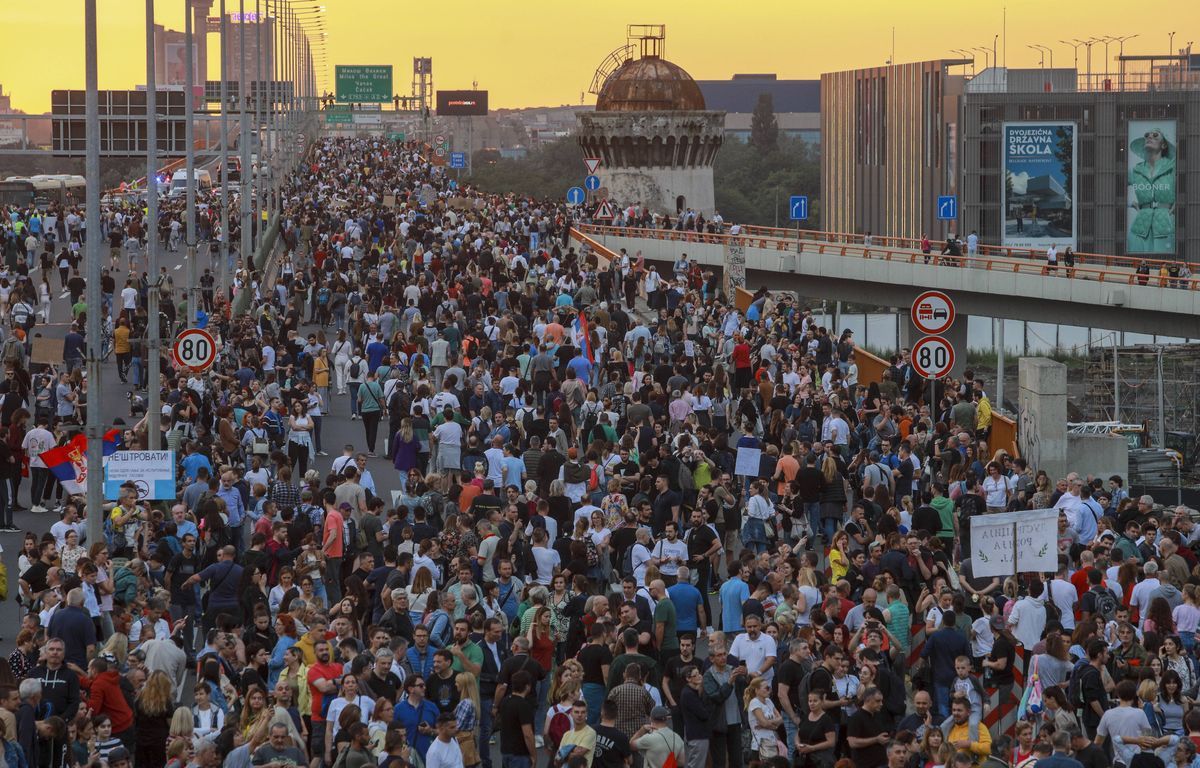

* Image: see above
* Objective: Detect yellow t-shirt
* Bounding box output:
[558,725,597,768]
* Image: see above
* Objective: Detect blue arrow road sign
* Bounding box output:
[937,195,957,220]
[566,186,585,206]
[789,195,809,221]
[449,152,466,169]
[584,174,601,191]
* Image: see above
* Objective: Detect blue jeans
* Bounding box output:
[823,517,839,544]
[349,382,361,417]
[583,683,605,727]
[783,714,798,762]
[478,698,495,768]
[533,675,550,735]
[804,502,821,540]
[502,757,531,768]
[933,682,951,722]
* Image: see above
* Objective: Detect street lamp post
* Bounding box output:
[1060,39,1085,78]
[84,0,103,546]
[185,0,198,330]
[240,0,252,288]
[1114,34,1138,89]
[145,0,161,444]
[220,2,230,299]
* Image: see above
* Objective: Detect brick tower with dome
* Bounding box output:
[577,25,725,217]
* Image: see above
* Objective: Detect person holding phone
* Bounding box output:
[846,687,890,767]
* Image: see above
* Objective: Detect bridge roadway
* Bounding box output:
[577,223,1200,339]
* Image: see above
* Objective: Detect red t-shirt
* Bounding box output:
[732,343,751,369]
[323,508,345,558]
[307,661,343,720]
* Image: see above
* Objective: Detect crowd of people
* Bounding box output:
[2,135,1196,768]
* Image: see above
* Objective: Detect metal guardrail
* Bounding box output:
[579,223,1200,291]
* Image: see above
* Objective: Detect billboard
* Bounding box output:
[1127,120,1177,254]
[164,42,199,87]
[335,65,393,103]
[436,90,489,116]
[1001,122,1076,250]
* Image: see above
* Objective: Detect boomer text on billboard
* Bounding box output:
[1002,122,1076,251]
[1126,119,1177,254]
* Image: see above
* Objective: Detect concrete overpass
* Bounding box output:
[575,223,1200,339]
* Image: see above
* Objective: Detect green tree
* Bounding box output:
[468,133,820,227]
[750,93,779,154]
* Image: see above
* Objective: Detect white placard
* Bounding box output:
[735,446,762,477]
[969,508,1059,577]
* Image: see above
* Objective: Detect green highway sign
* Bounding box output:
[325,112,353,124]
[326,103,351,113]
[335,65,393,103]
[388,132,406,140]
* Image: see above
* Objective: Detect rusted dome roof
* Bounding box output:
[595,56,706,112]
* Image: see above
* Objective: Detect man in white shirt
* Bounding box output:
[120,280,138,312]
[529,528,560,586]
[728,614,778,683]
[1046,558,1078,631]
[1007,581,1048,648]
[1129,560,1163,629]
[483,436,506,488]
[650,522,689,587]
[22,417,56,516]
[1054,478,1084,530]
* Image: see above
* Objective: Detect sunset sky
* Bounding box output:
[1,0,1194,115]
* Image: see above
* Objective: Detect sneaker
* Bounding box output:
[351,414,359,420]
[317,451,329,456]
[534,736,544,749]
[367,452,377,458]
[30,505,46,514]
[1,525,20,532]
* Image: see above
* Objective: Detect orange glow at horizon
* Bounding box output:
[0,1,1193,115]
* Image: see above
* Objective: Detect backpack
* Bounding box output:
[1089,586,1119,623]
[317,287,331,306]
[546,709,572,752]
[349,358,363,378]
[621,543,639,580]
[2,337,21,364]
[1043,588,1062,624]
[1067,659,1095,709]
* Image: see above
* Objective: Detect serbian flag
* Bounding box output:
[41,434,88,494]
[103,429,123,457]
[574,313,595,364]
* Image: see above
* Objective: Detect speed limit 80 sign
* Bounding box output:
[911,335,955,379]
[172,328,218,373]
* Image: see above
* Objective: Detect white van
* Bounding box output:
[168,169,213,198]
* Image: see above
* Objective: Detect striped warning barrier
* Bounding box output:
[905,622,1028,743]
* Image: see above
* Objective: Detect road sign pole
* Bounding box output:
[185,0,197,329]
[84,0,104,546]
[146,0,161,445]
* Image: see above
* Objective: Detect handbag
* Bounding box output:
[455,728,480,766]
[250,428,269,455]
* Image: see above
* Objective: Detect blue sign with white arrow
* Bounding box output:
[566,186,585,206]
[584,174,601,191]
[789,195,809,221]
[937,195,957,220]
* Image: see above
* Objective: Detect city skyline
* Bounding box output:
[0,0,1195,114]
